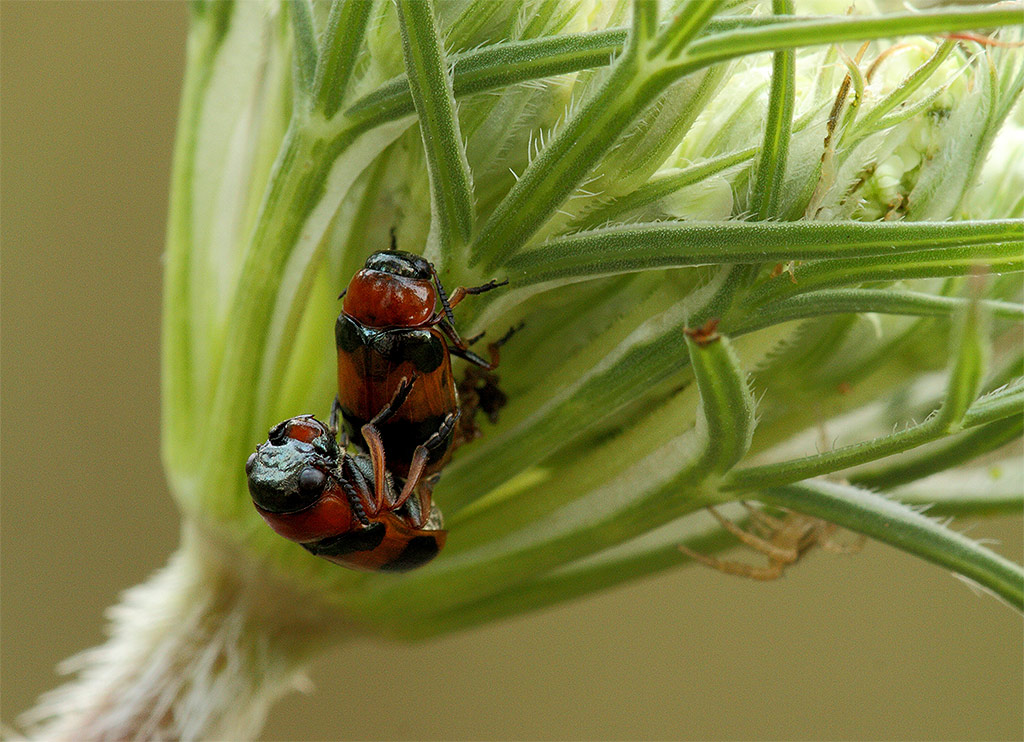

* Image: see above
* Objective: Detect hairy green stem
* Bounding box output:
[759,480,1024,609]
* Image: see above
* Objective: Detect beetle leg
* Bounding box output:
[392,410,460,513]
[448,343,494,369]
[447,322,523,370]
[338,455,378,522]
[431,263,507,316]
[361,377,417,514]
[412,480,435,529]
[328,397,349,448]
[360,426,388,515]
[428,264,508,342]
[443,279,508,311]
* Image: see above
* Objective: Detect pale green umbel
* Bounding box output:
[24,1,1023,739]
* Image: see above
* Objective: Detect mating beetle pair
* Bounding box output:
[246,248,515,572]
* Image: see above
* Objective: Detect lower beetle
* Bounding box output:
[246,415,445,572]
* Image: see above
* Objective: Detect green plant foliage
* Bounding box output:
[163,0,1024,634]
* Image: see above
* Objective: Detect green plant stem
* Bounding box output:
[750,0,795,220]
[724,297,993,492]
[684,330,756,473]
[758,480,1024,609]
[745,242,1023,306]
[889,461,1024,517]
[677,8,1023,73]
[288,0,317,97]
[396,0,475,261]
[963,383,1024,428]
[313,0,374,118]
[407,514,739,639]
[505,220,1022,286]
[853,415,1024,490]
[733,290,1023,335]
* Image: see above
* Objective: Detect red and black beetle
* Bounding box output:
[246,415,445,572]
[335,248,517,507]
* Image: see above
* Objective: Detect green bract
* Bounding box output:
[162,0,1023,633]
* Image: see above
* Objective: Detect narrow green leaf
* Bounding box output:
[574,147,758,229]
[745,241,1023,308]
[889,460,1024,518]
[631,0,659,48]
[312,0,373,118]
[963,382,1024,429]
[758,480,1024,610]
[406,512,739,639]
[648,0,724,60]
[853,415,1024,491]
[724,294,997,491]
[678,8,1024,75]
[684,326,756,474]
[848,40,956,141]
[345,28,628,124]
[867,77,964,135]
[505,220,1023,287]
[445,0,506,53]
[749,0,795,221]
[933,288,990,430]
[396,0,476,255]
[734,289,1023,335]
[288,0,317,97]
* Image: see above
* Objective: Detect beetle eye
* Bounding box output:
[297,467,327,495]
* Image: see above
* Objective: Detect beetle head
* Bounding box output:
[246,415,340,514]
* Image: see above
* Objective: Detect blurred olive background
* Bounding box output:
[2,3,1021,740]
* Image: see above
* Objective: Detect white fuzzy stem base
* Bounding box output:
[20,524,351,741]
